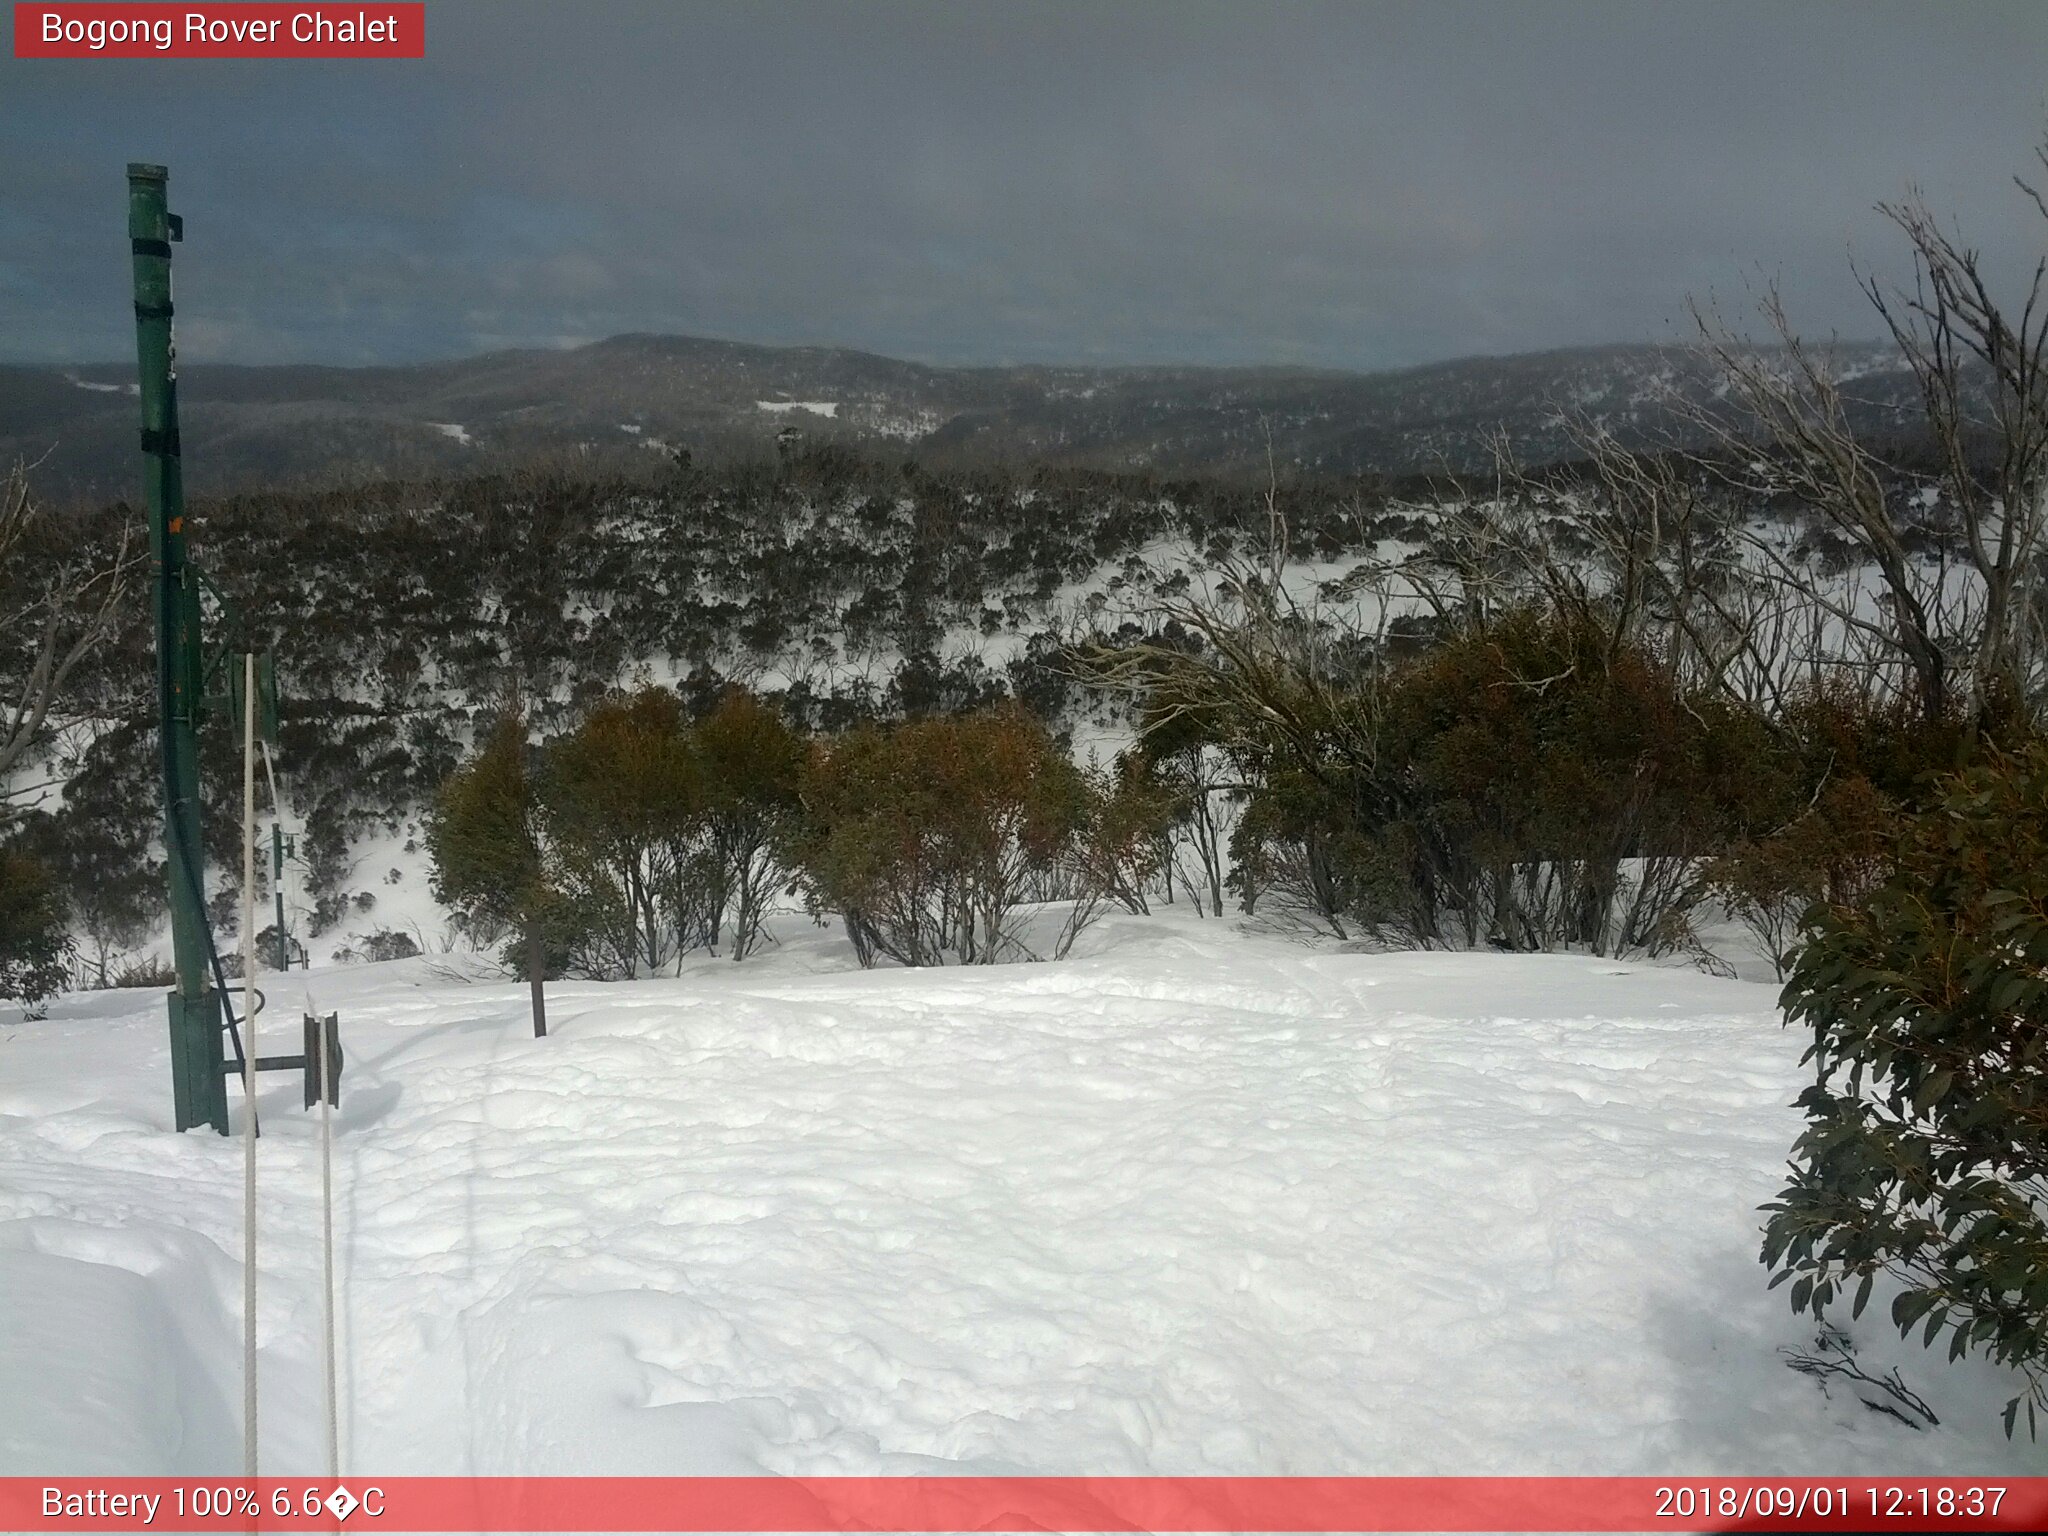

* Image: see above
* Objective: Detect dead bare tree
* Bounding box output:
[1555,417,1808,710]
[1867,162,2048,718]
[0,460,139,821]
[1064,522,1387,802]
[1681,138,2048,728]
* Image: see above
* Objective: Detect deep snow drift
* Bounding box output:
[1,911,2038,1477]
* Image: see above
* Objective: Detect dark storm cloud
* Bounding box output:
[3,0,2044,369]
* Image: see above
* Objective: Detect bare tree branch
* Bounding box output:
[0,460,141,821]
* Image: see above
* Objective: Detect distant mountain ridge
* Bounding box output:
[1,331,1919,500]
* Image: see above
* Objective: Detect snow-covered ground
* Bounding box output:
[1,911,2038,1477]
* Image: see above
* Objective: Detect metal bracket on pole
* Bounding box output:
[302,1013,342,1111]
[228,1012,343,1115]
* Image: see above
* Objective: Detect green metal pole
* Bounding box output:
[130,163,227,1135]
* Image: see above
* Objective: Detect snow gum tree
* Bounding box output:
[539,686,703,977]
[1704,137,2048,1437]
[0,460,136,808]
[1134,703,1235,917]
[692,688,805,961]
[798,706,1089,966]
[0,460,137,1010]
[425,711,557,1037]
[1688,137,2048,730]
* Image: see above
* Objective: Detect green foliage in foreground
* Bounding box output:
[1764,743,2048,1437]
[0,844,70,1011]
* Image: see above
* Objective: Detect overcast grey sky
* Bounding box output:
[3,0,2044,371]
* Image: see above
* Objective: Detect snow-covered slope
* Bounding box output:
[0,912,2035,1476]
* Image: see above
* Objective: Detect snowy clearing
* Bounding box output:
[1,912,2036,1476]
[429,422,473,445]
[757,400,840,419]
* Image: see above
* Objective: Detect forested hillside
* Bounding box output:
[4,334,1935,501]
[9,448,1390,957]
[1,422,1981,982]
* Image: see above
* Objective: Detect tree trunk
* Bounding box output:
[1197,795,1225,916]
[525,921,548,1038]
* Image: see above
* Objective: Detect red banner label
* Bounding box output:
[2,1477,2045,1533]
[13,4,424,58]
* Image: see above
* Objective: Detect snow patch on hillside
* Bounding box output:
[757,400,839,419]
[66,375,136,396]
[862,407,944,440]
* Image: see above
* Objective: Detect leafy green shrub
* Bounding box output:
[1228,760,1397,938]
[533,684,808,969]
[1224,609,1780,954]
[1709,688,1970,976]
[1709,774,1896,977]
[692,688,806,960]
[426,711,558,1035]
[798,706,1088,966]
[333,929,422,965]
[0,844,69,1012]
[1762,742,2048,1437]
[1069,752,1183,919]
[539,687,702,977]
[111,953,176,989]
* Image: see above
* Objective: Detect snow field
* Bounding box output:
[1,911,2039,1477]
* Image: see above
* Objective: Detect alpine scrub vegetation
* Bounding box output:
[691,688,808,962]
[540,687,706,979]
[1763,744,2048,1438]
[796,704,1095,967]
[428,685,812,993]
[0,843,70,1013]
[437,688,1182,976]
[425,710,558,1036]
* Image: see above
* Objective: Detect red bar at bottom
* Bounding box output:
[6,1476,2044,1533]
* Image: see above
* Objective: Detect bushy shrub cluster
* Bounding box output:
[428,686,806,1013]
[1764,743,2048,1436]
[798,704,1092,966]
[1223,610,1779,958]
[541,686,806,975]
[0,843,69,1012]
[1706,690,1974,977]
[431,690,1183,987]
